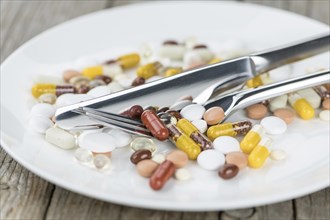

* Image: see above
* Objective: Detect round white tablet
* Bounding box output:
[197,149,225,170]
[180,104,206,121]
[213,136,240,154]
[191,119,208,133]
[260,116,287,135]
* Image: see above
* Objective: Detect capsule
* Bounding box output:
[288,93,314,120]
[32,83,75,98]
[149,160,175,190]
[117,53,140,69]
[119,105,144,119]
[248,137,272,168]
[176,118,213,151]
[82,64,124,79]
[141,110,169,141]
[167,124,201,160]
[137,62,163,79]
[314,85,330,99]
[207,120,252,141]
[164,67,182,77]
[240,124,265,154]
[208,57,222,64]
[246,73,272,88]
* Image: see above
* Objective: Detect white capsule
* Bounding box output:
[297,88,321,108]
[74,148,93,163]
[31,103,56,118]
[180,104,206,121]
[270,149,287,161]
[87,85,111,97]
[191,119,208,133]
[29,116,53,134]
[45,126,76,149]
[319,110,330,121]
[151,154,166,164]
[175,168,191,181]
[197,149,225,171]
[269,95,288,112]
[159,44,185,60]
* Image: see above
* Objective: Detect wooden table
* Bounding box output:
[1,1,329,219]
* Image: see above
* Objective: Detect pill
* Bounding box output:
[87,85,111,97]
[197,149,225,171]
[104,129,132,148]
[218,164,239,180]
[31,83,75,98]
[130,149,152,165]
[31,103,56,118]
[164,67,182,77]
[193,45,214,62]
[102,62,123,78]
[166,150,189,168]
[70,76,90,88]
[183,51,206,69]
[78,131,116,153]
[273,108,295,124]
[167,124,201,160]
[74,148,93,163]
[248,137,272,168]
[203,107,225,125]
[288,93,314,120]
[246,104,268,120]
[119,105,144,119]
[130,137,157,153]
[176,118,213,151]
[180,104,206,121]
[29,116,53,134]
[88,79,106,89]
[270,149,287,161]
[269,95,288,112]
[63,70,81,82]
[108,81,123,93]
[208,57,222,64]
[297,88,321,109]
[137,62,163,79]
[225,152,248,170]
[136,159,159,177]
[322,98,330,110]
[174,168,191,181]
[55,94,93,107]
[152,154,166,164]
[45,126,76,149]
[240,124,265,154]
[116,53,140,69]
[169,100,192,111]
[213,136,240,154]
[94,75,112,84]
[191,119,208,133]
[319,110,330,121]
[76,85,90,94]
[131,77,145,86]
[246,74,271,88]
[166,110,183,120]
[93,154,111,170]
[314,85,330,99]
[159,112,177,125]
[207,120,252,141]
[141,110,169,141]
[82,66,105,79]
[38,93,57,105]
[157,107,170,114]
[149,160,175,190]
[159,43,185,60]
[260,116,287,135]
[144,106,157,113]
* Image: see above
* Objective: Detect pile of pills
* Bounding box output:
[28,38,330,191]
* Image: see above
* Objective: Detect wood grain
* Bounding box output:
[0,0,329,219]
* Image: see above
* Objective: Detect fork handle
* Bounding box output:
[250,33,330,74]
[234,70,330,110]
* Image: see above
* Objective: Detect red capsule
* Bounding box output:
[119,105,144,119]
[141,110,169,141]
[149,160,175,190]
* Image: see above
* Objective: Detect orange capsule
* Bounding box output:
[141,110,169,141]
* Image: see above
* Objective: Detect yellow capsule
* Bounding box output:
[136,62,162,79]
[248,137,272,168]
[167,124,201,160]
[208,57,222,64]
[177,118,213,151]
[164,67,182,77]
[288,93,314,120]
[246,73,272,88]
[32,83,56,98]
[240,124,265,154]
[117,53,140,69]
[207,120,252,141]
[82,66,103,79]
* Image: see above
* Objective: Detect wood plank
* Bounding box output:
[310,0,330,24]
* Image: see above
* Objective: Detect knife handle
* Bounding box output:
[250,33,329,74]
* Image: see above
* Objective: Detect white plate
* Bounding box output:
[1,1,329,211]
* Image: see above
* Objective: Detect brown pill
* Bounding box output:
[55,85,76,97]
[273,108,295,124]
[120,105,144,119]
[144,105,158,113]
[166,150,189,168]
[136,160,159,177]
[203,106,225,125]
[130,149,152,165]
[149,160,175,190]
[131,77,145,86]
[104,59,117,65]
[166,110,182,120]
[63,70,81,82]
[218,164,239,180]
[89,79,106,89]
[95,75,112,84]
[76,85,90,94]
[141,110,169,141]
[322,98,330,110]
[225,152,248,170]
[193,44,208,49]
[163,40,179,45]
[246,104,268,120]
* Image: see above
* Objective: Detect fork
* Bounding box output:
[70,70,329,137]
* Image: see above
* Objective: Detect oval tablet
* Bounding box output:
[246,104,268,120]
[260,116,287,135]
[273,108,295,124]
